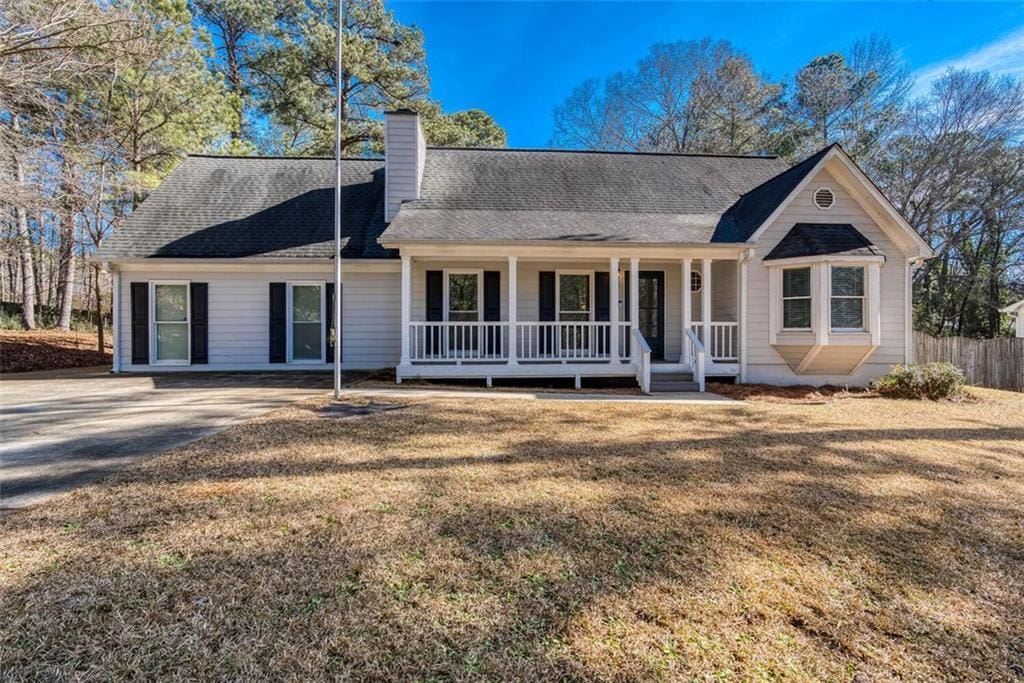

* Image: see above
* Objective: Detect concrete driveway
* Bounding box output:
[1,368,333,509]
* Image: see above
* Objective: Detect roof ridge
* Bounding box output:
[425,146,780,160]
[186,154,384,162]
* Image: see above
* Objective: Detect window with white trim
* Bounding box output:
[152,282,189,363]
[446,271,481,322]
[557,272,591,322]
[831,266,865,330]
[782,267,812,330]
[288,282,323,362]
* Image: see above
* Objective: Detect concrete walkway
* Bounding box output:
[1,367,330,509]
[338,386,745,405]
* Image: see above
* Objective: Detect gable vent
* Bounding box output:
[813,187,835,210]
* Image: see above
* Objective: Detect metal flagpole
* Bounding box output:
[333,0,343,399]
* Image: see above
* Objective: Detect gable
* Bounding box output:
[748,148,932,258]
[757,168,904,262]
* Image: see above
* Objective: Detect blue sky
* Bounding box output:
[390,1,1024,148]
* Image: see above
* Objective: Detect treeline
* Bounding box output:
[552,37,1024,337]
[0,0,506,341]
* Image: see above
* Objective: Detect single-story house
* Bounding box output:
[94,109,934,392]
[1002,299,1024,337]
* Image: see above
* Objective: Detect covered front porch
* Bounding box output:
[396,247,744,392]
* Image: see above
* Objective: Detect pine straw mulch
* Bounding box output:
[2,389,1023,680]
[1,329,112,374]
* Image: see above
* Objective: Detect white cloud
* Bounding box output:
[911,27,1024,97]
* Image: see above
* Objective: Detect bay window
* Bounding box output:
[831,266,865,330]
[782,267,812,330]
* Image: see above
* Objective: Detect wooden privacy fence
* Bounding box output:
[914,332,1024,392]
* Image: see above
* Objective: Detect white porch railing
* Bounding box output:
[684,328,707,391]
[516,321,631,362]
[409,322,509,362]
[690,322,739,362]
[632,328,651,393]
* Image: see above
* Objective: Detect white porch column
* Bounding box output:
[609,256,620,362]
[507,255,518,364]
[681,258,692,365]
[702,258,712,356]
[400,255,411,368]
[629,257,640,359]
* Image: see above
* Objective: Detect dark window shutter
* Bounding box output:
[594,271,610,356]
[426,270,443,321]
[595,272,610,321]
[483,271,500,321]
[326,282,340,362]
[190,283,208,364]
[538,271,556,354]
[425,270,443,355]
[483,271,501,355]
[622,270,630,322]
[269,282,286,363]
[538,272,556,321]
[130,282,149,365]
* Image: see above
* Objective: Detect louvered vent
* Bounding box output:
[813,187,835,209]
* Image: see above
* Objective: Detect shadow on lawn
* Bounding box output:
[2,399,1023,679]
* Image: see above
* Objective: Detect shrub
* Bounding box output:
[0,309,25,330]
[871,363,966,400]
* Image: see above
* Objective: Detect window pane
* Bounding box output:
[448,311,478,323]
[156,322,188,360]
[560,312,588,322]
[559,274,589,314]
[782,268,811,298]
[155,285,187,322]
[783,299,811,329]
[448,274,478,313]
[832,267,864,296]
[292,285,321,322]
[832,299,864,329]
[293,322,322,359]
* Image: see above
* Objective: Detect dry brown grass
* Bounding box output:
[3,389,1023,680]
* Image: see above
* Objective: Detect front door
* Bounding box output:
[638,271,665,360]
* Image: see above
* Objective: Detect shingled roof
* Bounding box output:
[382,148,791,244]
[95,156,390,260]
[763,223,882,261]
[97,145,838,259]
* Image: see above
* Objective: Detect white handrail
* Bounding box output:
[632,328,651,393]
[516,321,620,361]
[685,328,706,391]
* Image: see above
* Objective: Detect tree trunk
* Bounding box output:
[12,119,36,329]
[57,210,76,331]
[94,264,105,354]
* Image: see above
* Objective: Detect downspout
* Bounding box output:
[109,263,120,373]
[738,247,753,383]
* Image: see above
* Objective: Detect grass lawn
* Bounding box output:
[3,389,1023,680]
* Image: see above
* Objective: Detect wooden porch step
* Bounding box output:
[649,372,700,393]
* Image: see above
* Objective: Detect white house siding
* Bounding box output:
[746,167,909,385]
[710,260,737,323]
[117,264,400,372]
